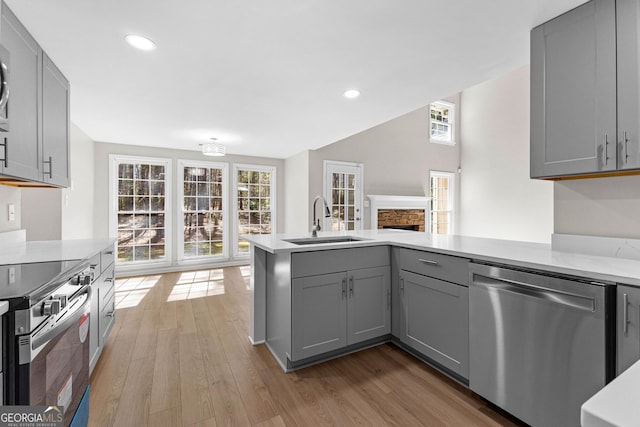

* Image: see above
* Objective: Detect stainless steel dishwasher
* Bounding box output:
[469,263,615,427]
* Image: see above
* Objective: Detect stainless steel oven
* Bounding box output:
[1,260,93,427]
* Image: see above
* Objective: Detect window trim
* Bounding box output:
[429,170,455,235]
[177,159,229,264]
[108,154,173,269]
[232,163,277,258]
[429,100,456,145]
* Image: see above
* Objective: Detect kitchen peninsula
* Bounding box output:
[243,229,640,427]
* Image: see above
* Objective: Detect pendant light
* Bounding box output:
[201,138,225,156]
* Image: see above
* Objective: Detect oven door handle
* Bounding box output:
[32,285,91,350]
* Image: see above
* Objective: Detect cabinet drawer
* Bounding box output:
[99,264,115,306]
[100,246,115,273]
[291,246,390,278]
[100,293,116,345]
[88,253,100,281]
[399,248,469,285]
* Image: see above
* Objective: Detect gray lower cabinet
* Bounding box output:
[395,247,470,379]
[617,284,640,375]
[89,246,116,375]
[399,270,469,378]
[291,266,391,361]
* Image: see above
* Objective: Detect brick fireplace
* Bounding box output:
[368,195,430,233]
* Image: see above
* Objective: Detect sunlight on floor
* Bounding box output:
[167,269,226,302]
[239,265,251,290]
[115,275,161,309]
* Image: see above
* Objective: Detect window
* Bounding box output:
[429,100,455,144]
[234,165,276,256]
[179,160,228,261]
[324,161,363,232]
[429,171,454,234]
[110,156,172,265]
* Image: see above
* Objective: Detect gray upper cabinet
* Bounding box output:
[0,5,41,181]
[0,2,70,187]
[41,53,70,187]
[617,284,640,376]
[617,0,640,170]
[531,0,617,179]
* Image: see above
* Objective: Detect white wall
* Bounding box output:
[61,123,95,239]
[283,150,309,233]
[459,65,553,243]
[301,96,462,231]
[555,175,640,238]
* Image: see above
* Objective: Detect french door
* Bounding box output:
[323,161,363,231]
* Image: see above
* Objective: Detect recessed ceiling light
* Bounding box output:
[124,34,157,51]
[343,89,360,99]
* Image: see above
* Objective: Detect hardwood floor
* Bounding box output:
[88,266,522,427]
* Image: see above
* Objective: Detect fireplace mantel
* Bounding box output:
[367,195,430,232]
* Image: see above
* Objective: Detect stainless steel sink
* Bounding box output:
[283,236,370,245]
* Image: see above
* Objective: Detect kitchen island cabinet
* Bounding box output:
[397,248,469,379]
[88,245,116,374]
[263,245,391,370]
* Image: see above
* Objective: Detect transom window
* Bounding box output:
[111,156,172,265]
[234,165,276,255]
[179,160,227,260]
[429,101,455,144]
[430,171,455,234]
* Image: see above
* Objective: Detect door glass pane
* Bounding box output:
[181,164,225,260]
[116,160,167,264]
[236,167,274,254]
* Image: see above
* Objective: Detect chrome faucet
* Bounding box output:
[312,196,331,237]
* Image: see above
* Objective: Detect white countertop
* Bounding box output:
[242,229,640,287]
[581,360,640,427]
[0,238,115,265]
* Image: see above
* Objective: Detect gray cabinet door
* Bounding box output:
[291,272,347,360]
[617,285,640,375]
[0,6,40,181]
[347,266,391,345]
[617,0,640,170]
[400,270,469,378]
[41,53,69,187]
[531,0,616,178]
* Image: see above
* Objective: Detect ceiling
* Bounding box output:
[6,0,586,159]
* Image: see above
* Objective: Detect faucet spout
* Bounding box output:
[312,196,331,237]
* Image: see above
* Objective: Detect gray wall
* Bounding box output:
[459,65,554,243]
[286,96,462,233]
[555,175,640,238]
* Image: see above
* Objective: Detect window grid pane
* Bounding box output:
[237,168,273,253]
[117,161,167,264]
[430,173,453,235]
[331,172,356,231]
[183,166,225,259]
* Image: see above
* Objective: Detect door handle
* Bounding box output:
[624,131,630,163]
[349,276,354,297]
[341,278,346,300]
[400,276,404,296]
[604,134,610,165]
[0,137,6,167]
[418,258,439,266]
[624,293,630,334]
[43,156,53,179]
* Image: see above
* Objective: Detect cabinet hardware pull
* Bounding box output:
[349,276,354,297]
[400,277,404,296]
[106,311,115,318]
[625,131,630,162]
[0,137,6,168]
[105,277,113,282]
[624,293,630,334]
[418,258,439,266]
[604,134,609,165]
[342,278,346,300]
[43,156,53,179]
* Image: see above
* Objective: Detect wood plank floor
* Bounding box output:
[88,266,523,427]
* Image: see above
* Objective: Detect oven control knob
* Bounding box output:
[53,294,68,309]
[76,274,92,286]
[42,299,61,316]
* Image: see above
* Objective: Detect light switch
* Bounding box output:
[8,203,15,221]
[364,200,370,208]
[8,267,15,284]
